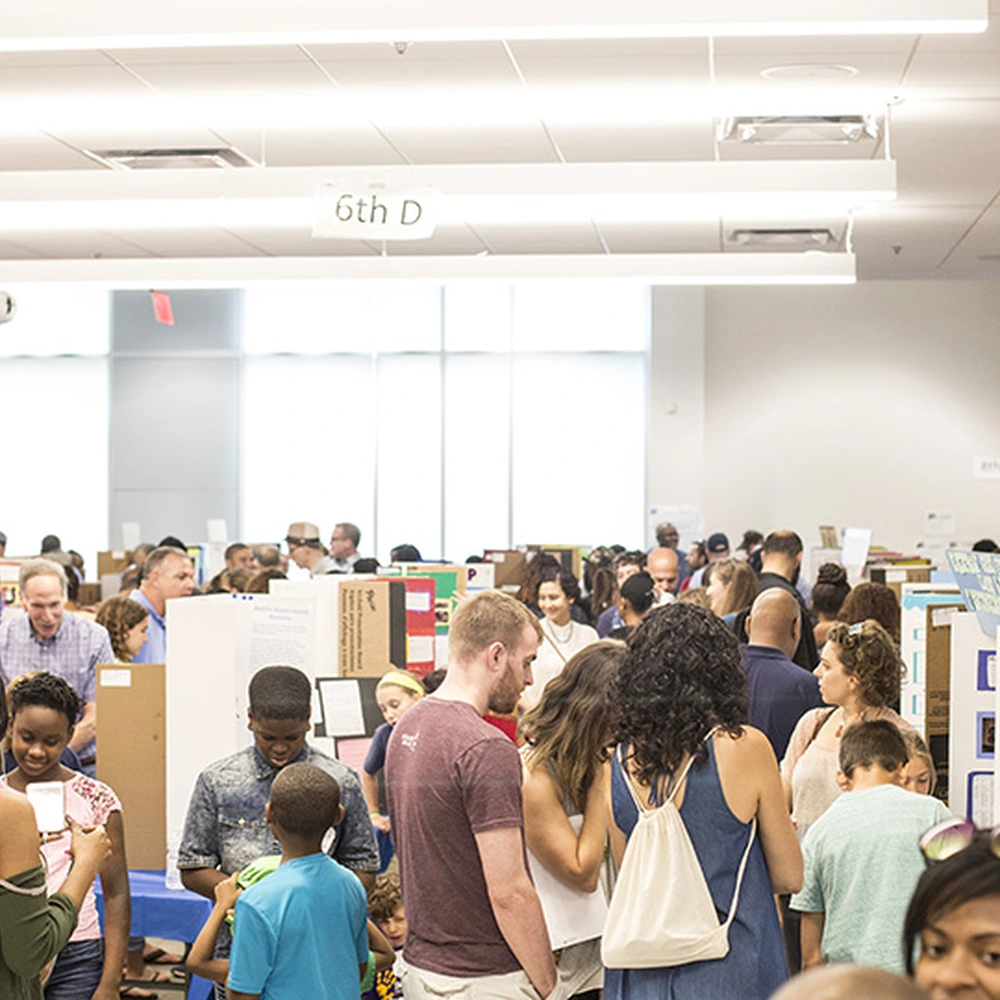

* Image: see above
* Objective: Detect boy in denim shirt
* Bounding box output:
[178,666,378,989]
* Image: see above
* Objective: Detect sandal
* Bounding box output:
[120,986,158,1000]
[143,946,183,966]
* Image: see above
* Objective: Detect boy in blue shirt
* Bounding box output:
[791,720,952,974]
[227,762,370,1000]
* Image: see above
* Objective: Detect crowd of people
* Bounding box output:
[1,520,999,1000]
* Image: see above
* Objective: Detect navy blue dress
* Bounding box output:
[604,739,788,1000]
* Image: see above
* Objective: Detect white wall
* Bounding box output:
[684,280,1000,553]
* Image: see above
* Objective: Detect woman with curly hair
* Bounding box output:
[95,596,149,665]
[838,582,901,645]
[520,640,626,1000]
[782,619,912,843]
[605,603,801,1000]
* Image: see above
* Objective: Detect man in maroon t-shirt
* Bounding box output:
[386,590,559,1000]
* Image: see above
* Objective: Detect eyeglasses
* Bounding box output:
[919,817,1000,862]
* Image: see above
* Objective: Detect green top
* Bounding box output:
[0,864,79,1000]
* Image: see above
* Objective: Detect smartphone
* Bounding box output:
[26,782,66,834]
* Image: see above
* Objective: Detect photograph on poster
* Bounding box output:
[979,712,996,759]
[969,771,995,828]
[979,651,997,692]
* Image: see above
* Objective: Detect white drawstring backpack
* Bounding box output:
[601,730,757,969]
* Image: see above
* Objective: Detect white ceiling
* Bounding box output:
[0,2,999,281]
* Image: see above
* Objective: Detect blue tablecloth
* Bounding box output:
[95,869,214,1000]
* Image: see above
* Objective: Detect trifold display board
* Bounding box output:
[164,579,405,886]
[924,604,966,807]
[97,662,166,870]
[899,583,962,734]
[948,611,996,825]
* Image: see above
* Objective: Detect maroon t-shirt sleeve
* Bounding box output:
[457,736,524,834]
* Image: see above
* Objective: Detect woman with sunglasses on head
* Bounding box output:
[0,677,111,1000]
[782,619,912,844]
[905,822,1000,999]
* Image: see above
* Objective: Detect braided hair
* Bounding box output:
[96,594,150,662]
[9,672,82,728]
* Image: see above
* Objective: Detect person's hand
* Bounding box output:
[90,982,121,1000]
[68,819,111,872]
[373,815,392,835]
[213,872,242,911]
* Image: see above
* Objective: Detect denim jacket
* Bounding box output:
[178,743,379,878]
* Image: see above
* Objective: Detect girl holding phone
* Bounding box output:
[1,673,129,1000]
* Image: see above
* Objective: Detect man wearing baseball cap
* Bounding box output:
[687,532,731,589]
[284,522,339,577]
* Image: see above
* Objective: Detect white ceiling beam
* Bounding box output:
[0,252,856,286]
[0,0,986,50]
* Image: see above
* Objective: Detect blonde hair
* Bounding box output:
[376,669,425,699]
[710,559,759,617]
[902,728,938,794]
[448,590,541,664]
[96,595,150,663]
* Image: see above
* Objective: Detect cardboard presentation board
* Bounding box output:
[338,579,407,678]
[97,550,131,580]
[399,564,466,635]
[96,662,166,870]
[924,604,965,806]
[899,583,962,733]
[465,562,495,593]
[528,545,583,581]
[484,550,527,592]
[378,576,435,676]
[949,611,996,825]
[870,564,933,600]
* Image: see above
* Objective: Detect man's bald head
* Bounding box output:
[746,587,800,659]
[771,965,928,1000]
[647,547,680,597]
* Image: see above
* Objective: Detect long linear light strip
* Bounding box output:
[0,195,890,231]
[0,253,856,286]
[0,0,986,51]
[1,89,897,132]
[0,159,896,208]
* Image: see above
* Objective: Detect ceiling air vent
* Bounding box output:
[726,228,838,251]
[716,115,880,145]
[84,147,259,170]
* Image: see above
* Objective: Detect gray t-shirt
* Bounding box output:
[386,697,524,978]
[791,783,951,972]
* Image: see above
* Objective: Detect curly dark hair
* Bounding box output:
[839,583,901,644]
[615,602,746,790]
[9,671,82,728]
[826,619,903,708]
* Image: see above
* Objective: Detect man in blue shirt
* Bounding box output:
[743,588,824,760]
[0,557,113,773]
[130,545,195,663]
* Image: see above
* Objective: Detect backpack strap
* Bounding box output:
[720,817,758,930]
[618,726,721,812]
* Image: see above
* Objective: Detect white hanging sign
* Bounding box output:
[974,457,1000,480]
[313,182,437,240]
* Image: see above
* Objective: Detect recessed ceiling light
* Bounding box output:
[761,64,860,83]
[717,115,880,144]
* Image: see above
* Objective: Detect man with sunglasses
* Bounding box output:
[284,522,339,578]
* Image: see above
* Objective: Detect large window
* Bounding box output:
[0,285,109,561]
[242,283,648,563]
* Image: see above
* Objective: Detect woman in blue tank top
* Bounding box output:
[605,603,802,1000]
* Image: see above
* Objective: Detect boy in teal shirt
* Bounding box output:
[227,763,370,1000]
[791,720,951,973]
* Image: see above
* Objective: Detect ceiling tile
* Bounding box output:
[204,126,405,167]
[917,17,1000,53]
[126,60,333,96]
[904,52,1000,88]
[375,124,559,164]
[599,220,721,253]
[0,237,47,259]
[472,224,603,254]
[546,123,715,162]
[1,230,154,259]
[222,228,379,256]
[0,132,103,171]
[713,36,917,56]
[508,38,708,59]
[366,225,485,255]
[516,54,710,87]
[713,53,910,90]
[0,65,151,98]
[117,229,267,257]
[851,204,982,271]
[0,51,116,68]
[109,45,311,65]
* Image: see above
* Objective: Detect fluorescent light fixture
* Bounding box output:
[0,161,896,232]
[0,0,986,51]
[0,88,900,134]
[0,252,856,287]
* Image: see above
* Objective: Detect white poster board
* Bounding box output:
[646,504,703,552]
[900,583,962,734]
[949,612,996,824]
[165,592,324,887]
